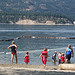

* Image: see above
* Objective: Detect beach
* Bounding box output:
[0,24,75,75]
[0,64,75,75]
[0,64,58,70]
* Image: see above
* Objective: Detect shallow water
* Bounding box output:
[0,24,75,65]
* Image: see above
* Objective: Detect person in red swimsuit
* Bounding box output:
[24,52,29,64]
[61,53,65,64]
[8,41,17,64]
[39,48,49,68]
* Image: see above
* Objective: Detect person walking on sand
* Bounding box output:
[58,52,61,64]
[39,48,49,69]
[65,44,74,63]
[8,41,17,64]
[24,52,29,64]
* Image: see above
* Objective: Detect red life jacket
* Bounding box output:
[41,51,48,61]
[41,51,47,55]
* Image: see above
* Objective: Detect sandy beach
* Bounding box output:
[0,64,75,75]
[0,64,58,70]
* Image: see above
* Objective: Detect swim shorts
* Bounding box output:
[11,52,16,55]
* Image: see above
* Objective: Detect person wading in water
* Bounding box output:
[39,48,49,69]
[8,41,17,64]
[65,44,74,63]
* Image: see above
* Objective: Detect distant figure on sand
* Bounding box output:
[65,44,74,63]
[52,51,57,63]
[61,53,65,64]
[39,48,49,69]
[24,52,29,64]
[8,41,17,64]
[58,52,61,64]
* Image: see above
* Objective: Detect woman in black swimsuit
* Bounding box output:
[8,41,17,64]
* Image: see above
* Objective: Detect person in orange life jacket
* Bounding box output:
[8,41,17,64]
[65,44,74,63]
[39,48,49,69]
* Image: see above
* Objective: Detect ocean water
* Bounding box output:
[0,24,75,65]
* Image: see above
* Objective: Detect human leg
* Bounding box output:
[43,60,46,69]
[66,55,68,63]
[11,54,14,64]
[59,59,61,64]
[25,62,28,64]
[42,60,45,68]
[54,59,56,63]
[66,59,68,63]
[67,54,71,63]
[15,53,17,64]
[66,54,71,63]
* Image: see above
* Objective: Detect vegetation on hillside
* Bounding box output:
[0,12,75,24]
[0,0,75,17]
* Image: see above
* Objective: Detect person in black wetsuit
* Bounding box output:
[8,41,17,64]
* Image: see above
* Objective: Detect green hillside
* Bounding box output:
[0,12,74,24]
[0,0,75,17]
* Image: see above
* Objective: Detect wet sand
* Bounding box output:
[0,64,75,75]
[0,64,58,70]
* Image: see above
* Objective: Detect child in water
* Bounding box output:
[61,53,65,64]
[24,52,29,64]
[52,51,57,63]
[58,52,61,64]
[39,48,49,69]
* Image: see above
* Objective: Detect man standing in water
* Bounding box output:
[8,41,17,64]
[65,44,74,63]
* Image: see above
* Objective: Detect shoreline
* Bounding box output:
[0,64,58,70]
[0,23,74,26]
[0,64,75,75]
[0,64,75,72]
